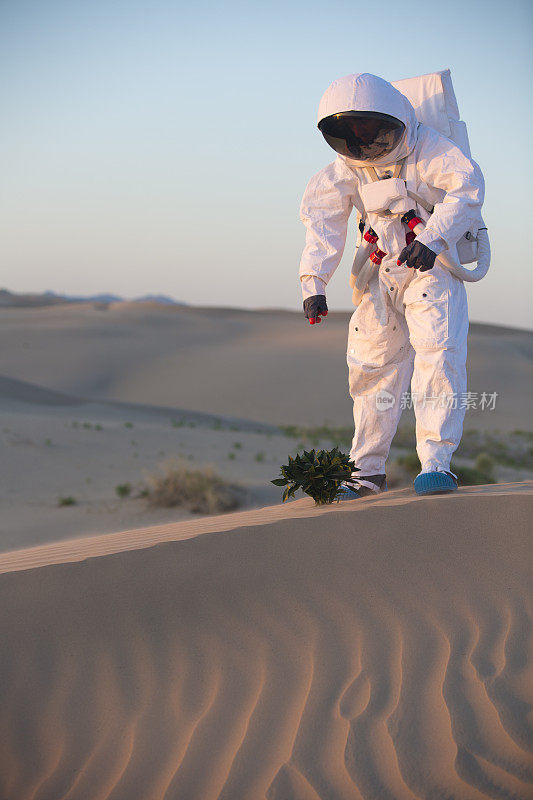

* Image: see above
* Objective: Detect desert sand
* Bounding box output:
[2,303,532,430]
[0,482,532,799]
[1,303,532,550]
[1,303,532,798]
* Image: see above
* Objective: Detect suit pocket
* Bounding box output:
[404,281,449,347]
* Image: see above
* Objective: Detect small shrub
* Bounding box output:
[143,460,239,514]
[124,421,134,429]
[281,424,299,438]
[44,439,52,446]
[451,454,496,486]
[456,429,533,469]
[255,452,265,463]
[391,425,416,449]
[395,451,421,475]
[94,424,103,431]
[395,450,497,485]
[280,424,353,448]
[58,496,77,507]
[272,447,356,505]
[228,452,236,460]
[474,452,496,479]
[511,429,533,440]
[233,442,242,449]
[450,464,495,486]
[115,483,132,498]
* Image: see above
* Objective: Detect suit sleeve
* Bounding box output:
[414,128,485,255]
[299,160,356,300]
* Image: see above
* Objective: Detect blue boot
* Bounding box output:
[414,471,458,496]
[338,474,387,500]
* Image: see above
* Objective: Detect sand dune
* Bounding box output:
[2,304,531,549]
[2,304,532,430]
[1,482,532,799]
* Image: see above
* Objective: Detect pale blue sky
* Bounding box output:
[1,0,532,328]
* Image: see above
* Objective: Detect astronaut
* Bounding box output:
[299,73,485,496]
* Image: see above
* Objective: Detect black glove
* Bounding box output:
[397,240,437,272]
[303,294,328,325]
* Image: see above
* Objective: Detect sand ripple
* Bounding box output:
[0,485,532,799]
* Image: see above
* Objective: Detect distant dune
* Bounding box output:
[0,482,531,799]
[0,288,184,308]
[1,303,531,431]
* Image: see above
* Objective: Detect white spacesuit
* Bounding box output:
[299,73,485,496]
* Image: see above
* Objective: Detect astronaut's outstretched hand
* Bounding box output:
[397,241,437,272]
[303,295,328,325]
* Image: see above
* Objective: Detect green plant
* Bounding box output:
[272,447,356,505]
[255,451,265,463]
[233,442,242,449]
[228,452,236,460]
[44,438,52,446]
[115,483,132,498]
[124,421,134,428]
[58,496,77,506]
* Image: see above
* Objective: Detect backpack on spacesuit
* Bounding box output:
[393,70,471,158]
[351,69,489,297]
[350,69,490,276]
[392,69,481,267]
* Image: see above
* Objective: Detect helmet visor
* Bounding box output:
[318,111,405,161]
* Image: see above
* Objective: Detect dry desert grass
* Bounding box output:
[143,459,241,514]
